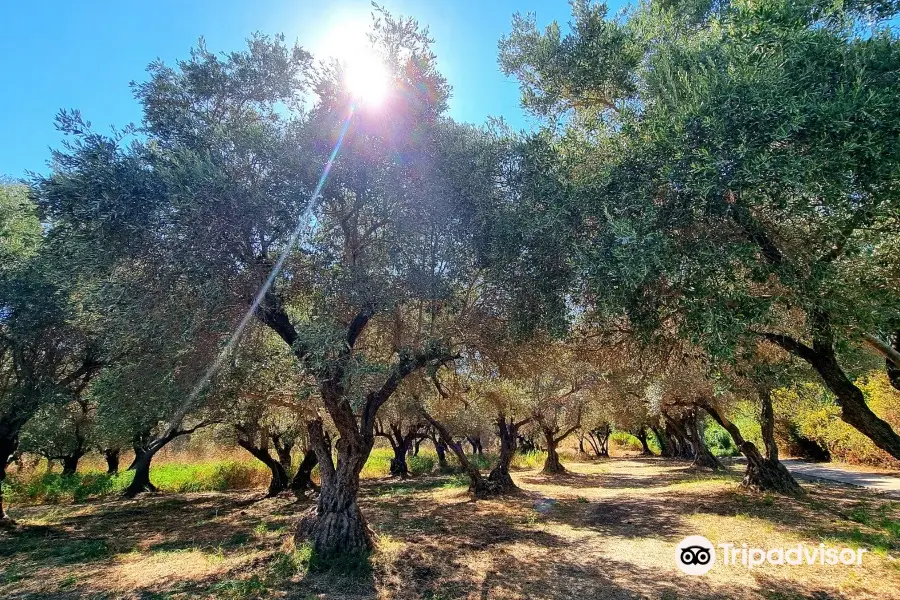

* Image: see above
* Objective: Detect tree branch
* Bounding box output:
[360,347,458,437]
[758,331,819,364]
[864,333,900,367]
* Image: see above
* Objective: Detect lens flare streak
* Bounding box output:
[162,103,357,437]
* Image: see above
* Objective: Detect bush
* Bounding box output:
[151,461,268,492]
[408,453,435,475]
[4,458,269,505]
[774,373,900,468]
[511,450,546,470]
[610,432,642,452]
[705,423,739,457]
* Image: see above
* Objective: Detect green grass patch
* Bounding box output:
[511,451,546,470]
[6,459,268,505]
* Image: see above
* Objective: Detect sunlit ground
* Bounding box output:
[3,458,900,599]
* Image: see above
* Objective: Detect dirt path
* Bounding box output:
[782,459,900,498]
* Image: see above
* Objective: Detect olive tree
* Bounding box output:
[34,10,509,555]
[0,184,105,520]
[499,0,900,458]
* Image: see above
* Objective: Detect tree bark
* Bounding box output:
[759,388,779,462]
[61,454,82,476]
[389,440,410,478]
[701,402,802,495]
[122,422,207,498]
[635,426,652,456]
[271,434,294,476]
[542,434,565,474]
[588,424,611,458]
[124,449,159,497]
[540,422,579,474]
[104,449,121,475]
[291,447,319,497]
[765,330,900,460]
[488,415,526,492]
[298,419,373,558]
[432,436,448,470]
[650,424,674,458]
[663,414,695,460]
[237,438,290,497]
[686,411,722,470]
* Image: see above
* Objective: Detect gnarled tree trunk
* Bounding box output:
[635,426,652,456]
[291,447,319,497]
[586,424,611,458]
[701,402,802,495]
[431,434,448,470]
[237,438,290,497]
[390,440,410,478]
[765,327,900,460]
[104,448,121,475]
[125,449,159,497]
[61,453,83,476]
[759,388,779,462]
[663,414,695,460]
[271,434,294,477]
[488,414,528,492]
[420,410,500,498]
[685,411,722,470]
[540,421,580,474]
[543,434,565,474]
[123,422,208,498]
[299,419,374,557]
[650,424,675,458]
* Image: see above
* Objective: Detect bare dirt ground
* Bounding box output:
[2,458,899,599]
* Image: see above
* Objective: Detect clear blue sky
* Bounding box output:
[0,0,625,178]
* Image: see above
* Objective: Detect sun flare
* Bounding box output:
[344,53,390,106]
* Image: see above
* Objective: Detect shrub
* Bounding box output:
[610,432,642,452]
[408,452,435,475]
[5,471,132,505]
[511,450,546,470]
[705,424,739,457]
[774,374,900,468]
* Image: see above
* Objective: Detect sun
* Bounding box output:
[344,53,390,106]
[311,12,391,106]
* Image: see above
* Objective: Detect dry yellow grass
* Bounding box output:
[2,458,898,599]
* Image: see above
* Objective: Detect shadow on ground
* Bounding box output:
[2,458,898,599]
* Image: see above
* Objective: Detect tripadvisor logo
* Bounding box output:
[676,536,716,575]
[675,536,867,575]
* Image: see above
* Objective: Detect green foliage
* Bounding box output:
[705,423,740,457]
[610,431,642,452]
[775,372,900,466]
[0,184,40,272]
[4,471,132,505]
[5,459,269,505]
[511,450,547,470]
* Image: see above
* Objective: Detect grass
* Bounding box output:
[4,458,900,599]
[4,459,269,506]
[4,445,566,509]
